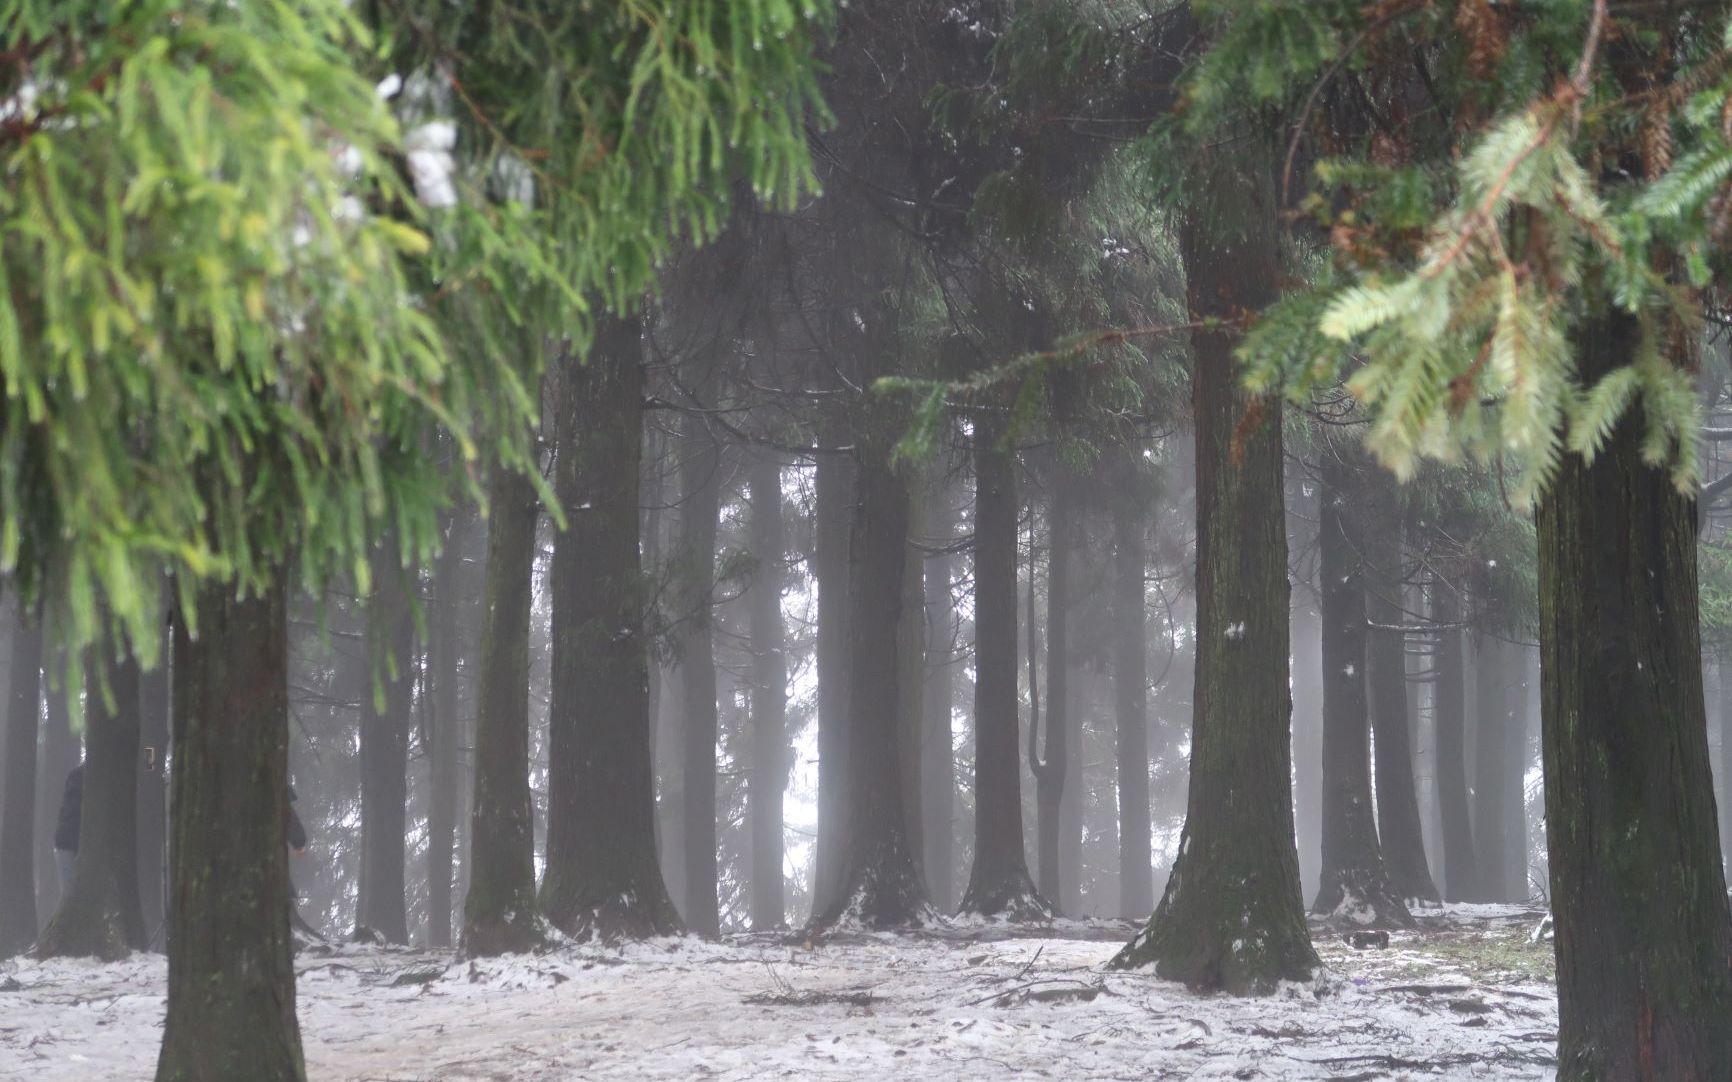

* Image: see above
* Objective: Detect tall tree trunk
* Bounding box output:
[1289,474,1324,902]
[1311,453,1412,928]
[358,545,412,943]
[35,655,77,923]
[958,417,1045,919]
[1538,310,1732,1079]
[1365,512,1441,905]
[1032,478,1073,912]
[539,317,680,940]
[673,411,722,936]
[1432,586,1477,903]
[137,633,169,946]
[459,467,543,956]
[156,571,302,1082]
[38,650,146,958]
[748,453,788,930]
[897,477,926,893]
[1111,483,1153,921]
[811,449,853,920]
[1504,654,1531,899]
[0,609,42,956]
[1110,191,1318,991]
[1471,632,1519,902]
[921,476,957,912]
[426,504,472,948]
[1722,651,1732,878]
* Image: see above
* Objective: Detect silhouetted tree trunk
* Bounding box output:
[426,503,473,948]
[1471,632,1521,902]
[921,476,957,912]
[137,634,169,946]
[897,485,926,896]
[35,657,76,922]
[156,570,302,1082]
[1538,310,1732,1079]
[673,410,722,936]
[959,416,1044,919]
[1432,587,1477,903]
[540,317,680,940]
[1311,452,1411,929]
[1111,481,1153,921]
[0,608,42,956]
[811,449,852,920]
[1289,473,1324,902]
[748,453,788,930]
[460,466,542,956]
[1031,479,1072,912]
[358,544,411,943]
[38,651,146,959]
[1111,185,1317,991]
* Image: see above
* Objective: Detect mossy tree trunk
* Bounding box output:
[156,571,302,1082]
[0,609,42,957]
[748,452,788,930]
[539,317,681,940]
[460,465,543,957]
[1537,310,1732,1079]
[673,408,722,937]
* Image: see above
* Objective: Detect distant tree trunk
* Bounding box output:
[673,411,722,936]
[1111,484,1153,921]
[814,438,929,928]
[426,504,473,948]
[1538,310,1732,1079]
[921,477,957,912]
[897,478,926,890]
[1721,649,1731,878]
[358,544,412,943]
[1057,512,1087,914]
[1110,191,1318,991]
[1471,632,1519,902]
[38,650,146,959]
[539,317,680,940]
[1311,454,1412,929]
[35,658,77,922]
[1031,479,1072,912]
[156,570,302,1082]
[811,449,853,920]
[1432,587,1477,903]
[959,417,1044,919]
[0,609,42,956]
[1503,655,1531,899]
[459,466,542,956]
[748,453,788,930]
[1288,473,1323,902]
[137,633,169,946]
[1364,512,1441,905]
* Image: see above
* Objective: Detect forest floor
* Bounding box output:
[0,903,1557,1080]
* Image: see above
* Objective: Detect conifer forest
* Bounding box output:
[8,1,1732,1079]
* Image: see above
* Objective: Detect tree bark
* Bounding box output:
[1311,453,1412,929]
[1538,309,1732,1079]
[459,466,543,956]
[1111,482,1154,921]
[748,453,788,930]
[1471,632,1521,902]
[155,571,303,1082]
[811,449,853,920]
[0,608,41,956]
[1432,586,1477,903]
[539,317,681,940]
[959,417,1045,919]
[137,632,169,946]
[921,476,957,912]
[1110,191,1317,992]
[426,504,472,948]
[358,542,412,943]
[673,410,722,936]
[34,656,77,922]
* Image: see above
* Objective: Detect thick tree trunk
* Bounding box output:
[137,638,169,946]
[539,317,680,940]
[358,545,412,944]
[673,411,722,936]
[34,659,77,922]
[1432,587,1477,903]
[811,450,853,920]
[959,418,1045,919]
[921,477,957,912]
[1311,454,1412,929]
[38,651,146,959]
[1111,487,1153,921]
[1538,310,1732,1079]
[748,453,788,930]
[459,467,543,956]
[1365,512,1441,905]
[426,504,472,948]
[155,571,302,1082]
[0,609,41,956]
[1110,195,1317,992]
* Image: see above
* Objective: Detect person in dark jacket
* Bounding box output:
[53,763,83,895]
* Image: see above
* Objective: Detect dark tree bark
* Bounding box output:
[921,476,957,912]
[156,571,302,1082]
[459,466,543,956]
[811,449,853,920]
[34,657,77,922]
[137,635,169,946]
[358,543,412,944]
[958,417,1045,919]
[1432,586,1478,903]
[1364,508,1441,905]
[1110,482,1153,921]
[539,317,681,940]
[1538,310,1732,1079]
[426,503,474,949]
[672,410,722,936]
[0,610,42,956]
[1031,482,1072,910]
[748,453,788,930]
[1311,453,1412,929]
[38,651,146,959]
[1110,188,1317,991]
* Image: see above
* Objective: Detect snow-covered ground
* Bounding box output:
[0,905,1558,1080]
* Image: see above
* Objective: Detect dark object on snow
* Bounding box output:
[53,763,83,852]
[286,784,308,852]
[1342,930,1390,950]
[349,925,385,945]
